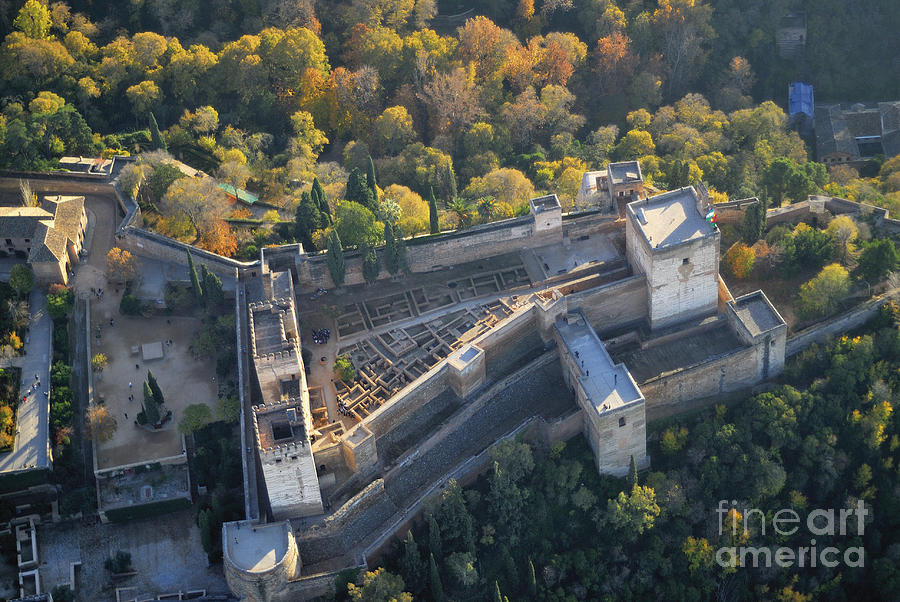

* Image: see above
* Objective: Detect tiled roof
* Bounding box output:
[28,222,68,263]
[40,196,84,245]
[0,207,53,239]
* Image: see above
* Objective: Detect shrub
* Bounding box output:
[119,294,142,315]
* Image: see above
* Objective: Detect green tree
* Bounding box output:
[149,112,167,152]
[627,455,639,489]
[294,191,323,250]
[429,553,443,601]
[141,381,161,425]
[796,263,851,319]
[197,507,215,558]
[50,585,75,602]
[179,403,213,434]
[400,530,425,595]
[362,243,380,284]
[13,0,51,39]
[526,558,537,596]
[187,252,203,301]
[347,568,412,602]
[147,370,164,406]
[857,239,899,282]
[446,551,478,588]
[335,201,381,249]
[311,177,331,223]
[427,513,442,560]
[47,288,74,319]
[326,229,346,286]
[8,264,34,299]
[742,198,766,244]
[366,155,379,202]
[428,186,440,234]
[347,167,376,212]
[606,485,660,540]
[384,221,400,275]
[201,265,224,307]
[334,355,355,381]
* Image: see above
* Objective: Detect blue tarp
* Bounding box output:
[789,82,814,118]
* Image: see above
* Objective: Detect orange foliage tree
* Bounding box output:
[199,220,238,257]
[725,242,756,279]
[106,247,138,282]
[85,405,117,442]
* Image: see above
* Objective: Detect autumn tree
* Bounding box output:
[86,405,117,442]
[825,215,859,263]
[796,263,851,319]
[91,353,108,372]
[724,242,756,279]
[199,220,238,257]
[14,0,52,39]
[106,247,138,282]
[419,68,484,145]
[161,177,229,240]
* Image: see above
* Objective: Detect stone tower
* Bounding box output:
[625,186,720,330]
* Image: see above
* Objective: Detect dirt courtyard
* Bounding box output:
[91,289,217,469]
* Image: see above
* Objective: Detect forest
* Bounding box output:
[353,302,900,601]
[1,0,900,260]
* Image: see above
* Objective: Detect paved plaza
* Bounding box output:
[91,294,217,469]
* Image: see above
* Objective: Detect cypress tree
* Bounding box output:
[187,252,203,301]
[346,167,376,212]
[361,243,380,284]
[400,531,425,594]
[149,112,167,152]
[202,266,224,307]
[384,221,400,275]
[142,381,160,425]
[493,581,503,602]
[429,553,443,601]
[198,508,214,556]
[627,454,638,489]
[527,558,537,596]
[326,230,346,286]
[428,186,440,234]
[294,191,322,251]
[147,370,164,406]
[366,155,378,201]
[312,178,331,224]
[428,513,442,560]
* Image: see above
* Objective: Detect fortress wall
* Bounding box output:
[364,368,450,440]
[117,226,248,279]
[786,294,893,356]
[480,308,546,373]
[567,275,648,335]
[562,213,622,239]
[640,344,759,418]
[374,388,461,466]
[295,214,565,290]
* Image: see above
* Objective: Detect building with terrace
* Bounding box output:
[576,161,645,214]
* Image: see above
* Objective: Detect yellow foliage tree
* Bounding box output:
[724,242,756,279]
[106,247,138,282]
[85,405,117,442]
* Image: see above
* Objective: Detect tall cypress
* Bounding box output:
[400,531,425,594]
[384,221,400,275]
[627,454,638,489]
[527,558,537,596]
[429,553,444,601]
[366,155,378,202]
[142,381,160,425]
[294,191,322,251]
[312,178,331,224]
[346,167,376,212]
[187,252,203,301]
[326,230,346,286]
[149,112,167,152]
[428,513,442,560]
[362,243,380,284]
[147,370,164,406]
[428,186,440,235]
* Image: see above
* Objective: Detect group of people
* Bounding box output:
[309,287,328,300]
[337,401,352,416]
[311,328,331,344]
[91,287,105,299]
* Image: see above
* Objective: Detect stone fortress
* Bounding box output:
[224,165,787,601]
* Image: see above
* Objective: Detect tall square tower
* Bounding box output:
[625,186,720,330]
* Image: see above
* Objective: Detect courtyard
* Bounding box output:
[91,288,217,470]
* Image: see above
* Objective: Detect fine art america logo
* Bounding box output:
[715,500,868,568]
